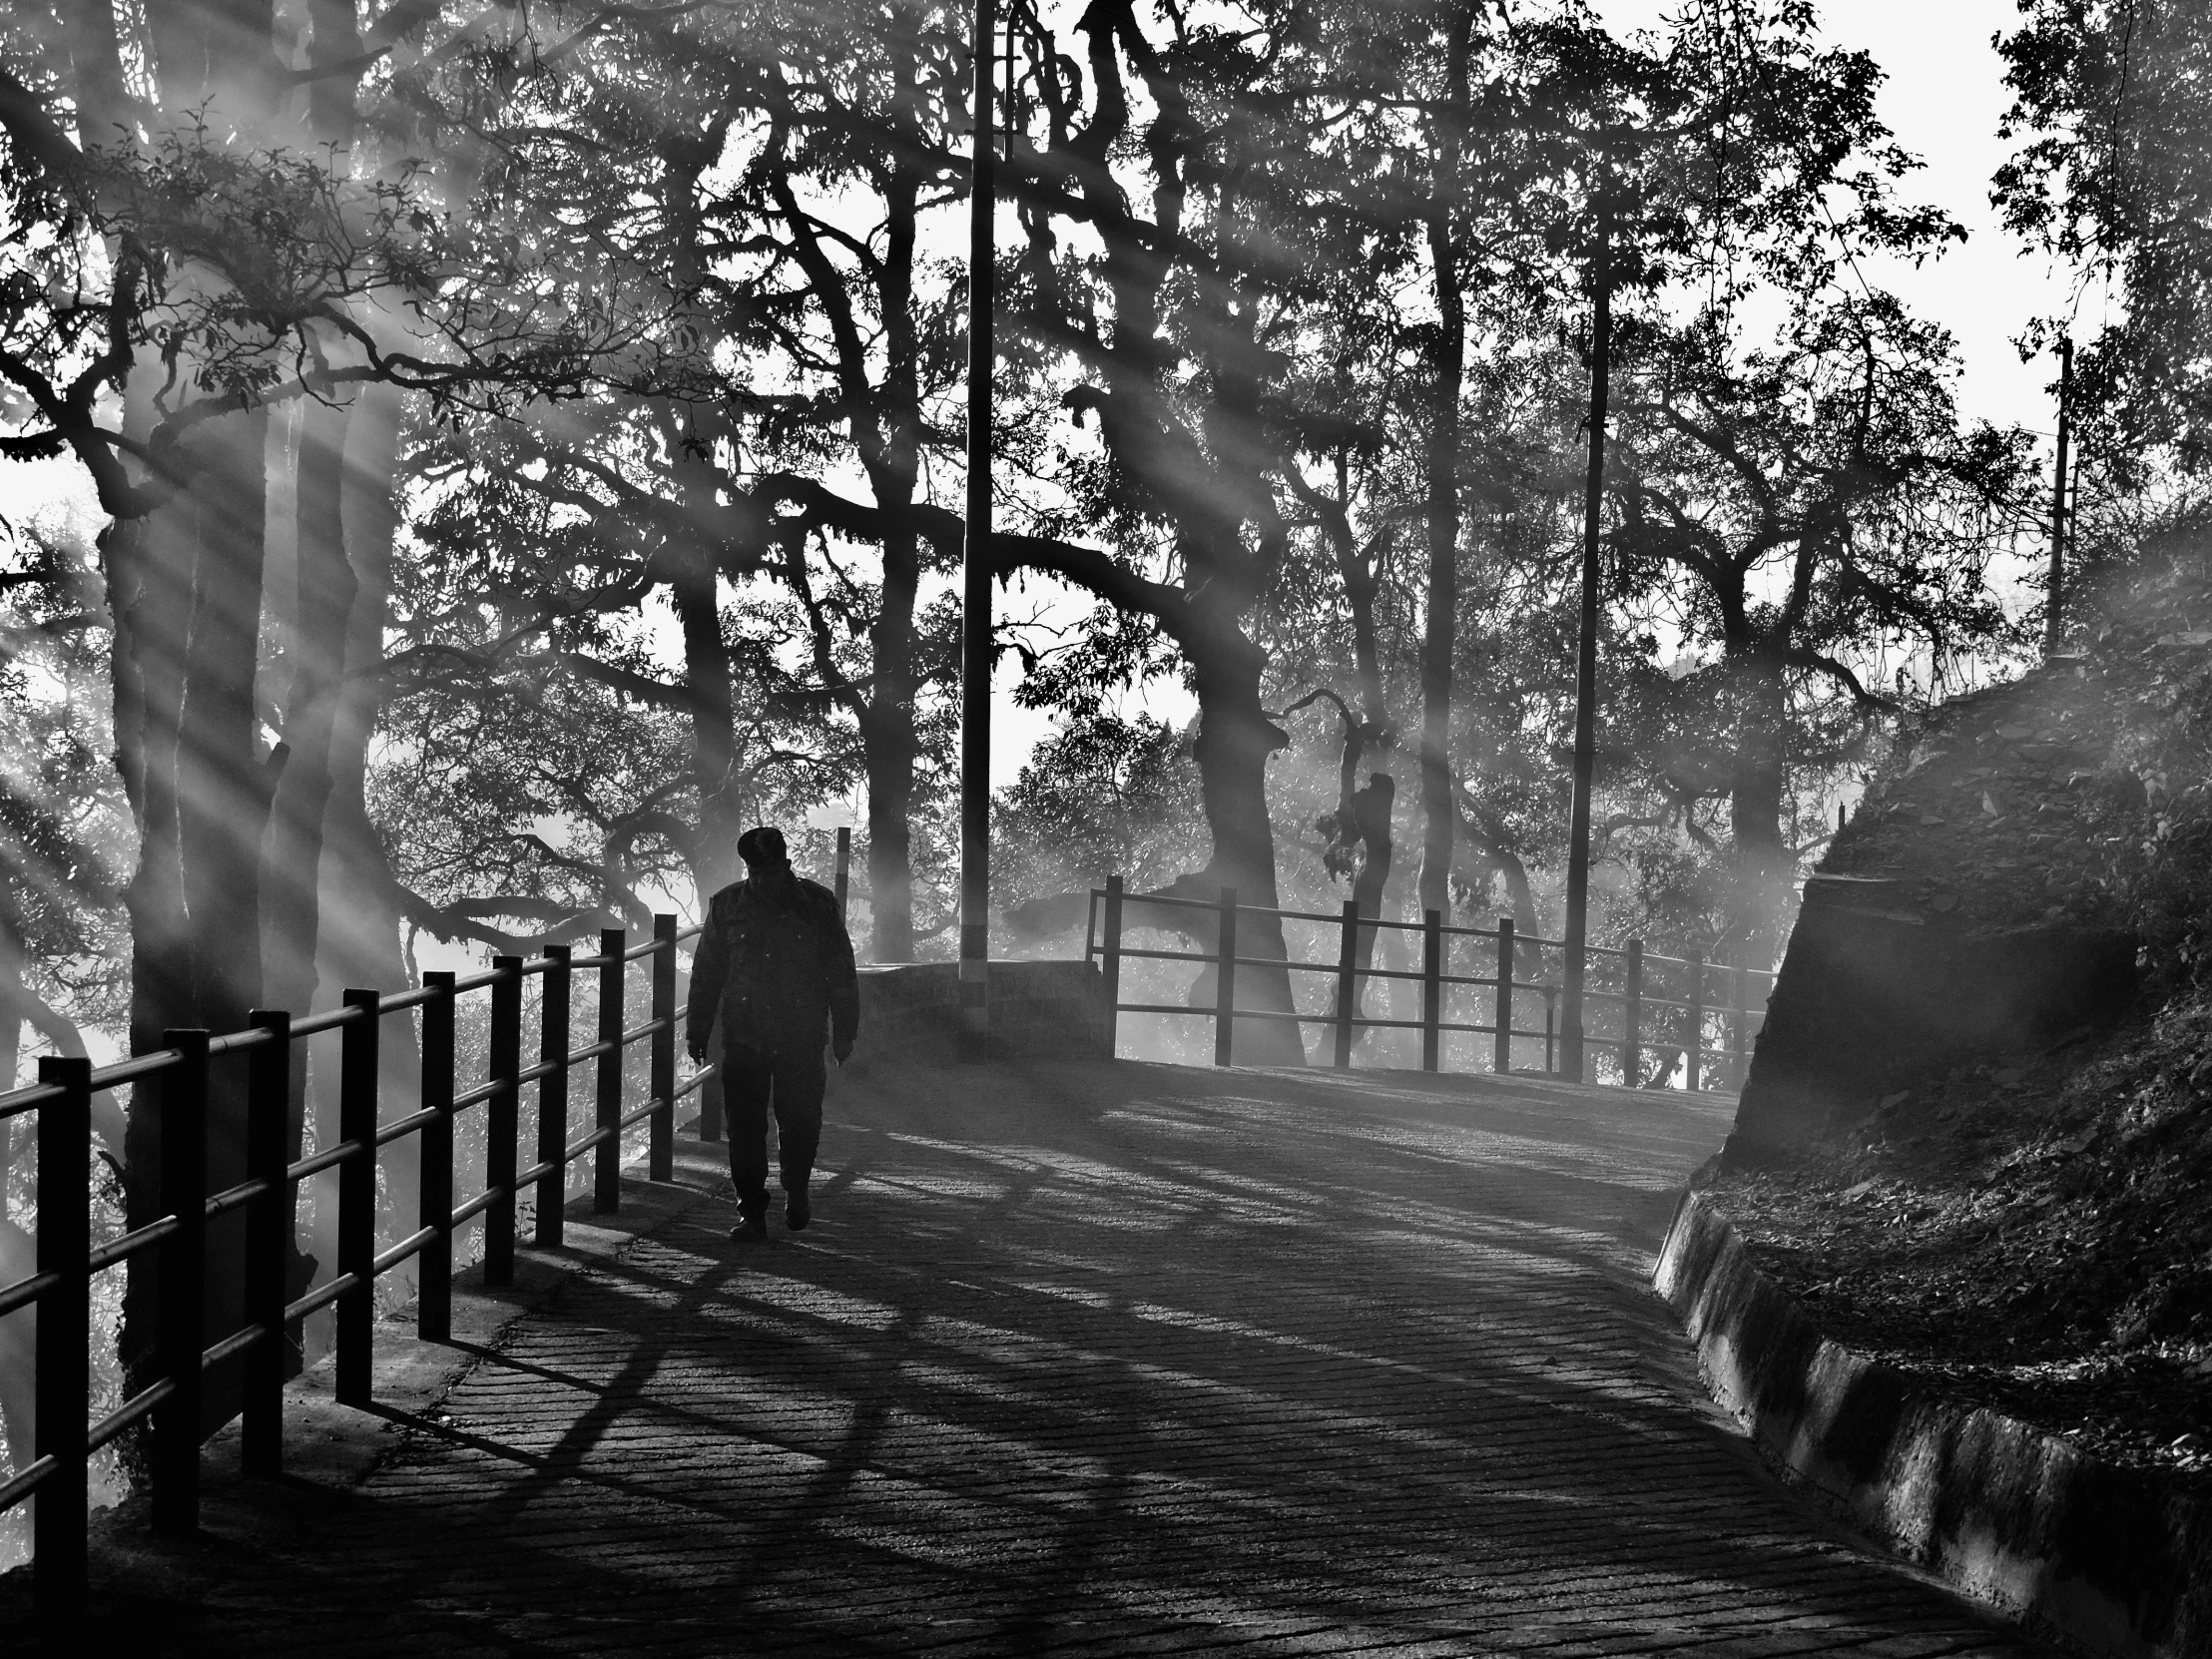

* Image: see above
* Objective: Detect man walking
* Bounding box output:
[686,827,859,1240]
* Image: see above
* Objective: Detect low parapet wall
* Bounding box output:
[848,959,1109,1067]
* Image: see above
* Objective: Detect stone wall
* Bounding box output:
[845,959,1110,1069]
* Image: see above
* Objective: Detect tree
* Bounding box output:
[1998,0,2212,469]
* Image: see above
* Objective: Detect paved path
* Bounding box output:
[98,1061,2039,1656]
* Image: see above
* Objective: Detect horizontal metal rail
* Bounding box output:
[0,910,722,1607]
[1089,878,1769,1088]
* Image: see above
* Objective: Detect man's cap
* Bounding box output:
[738,826,789,866]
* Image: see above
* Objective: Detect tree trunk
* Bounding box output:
[301,381,417,1337]
[263,392,355,1037]
[1417,9,1470,922]
[1727,645,1794,958]
[1187,626,1306,1066]
[861,538,919,963]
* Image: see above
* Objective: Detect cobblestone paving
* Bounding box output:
[159,1061,2040,1656]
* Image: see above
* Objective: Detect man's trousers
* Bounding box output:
[720,1040,825,1210]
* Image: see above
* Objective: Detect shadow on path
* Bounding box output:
[67,1061,2047,1657]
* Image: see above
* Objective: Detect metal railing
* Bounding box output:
[0,914,713,1617]
[1082,876,1771,1088]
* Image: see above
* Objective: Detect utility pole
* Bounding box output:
[958,0,996,1062]
[1560,203,1611,1084]
[2044,336,2072,660]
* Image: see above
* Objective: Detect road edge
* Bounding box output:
[1654,1187,2212,1659]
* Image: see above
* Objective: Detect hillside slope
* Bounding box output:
[1710,545,2212,1485]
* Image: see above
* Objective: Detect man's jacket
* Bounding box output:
[686,875,859,1054]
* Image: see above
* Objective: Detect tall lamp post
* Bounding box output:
[958,0,997,1062]
[2044,335,2072,660]
[1559,201,1612,1084]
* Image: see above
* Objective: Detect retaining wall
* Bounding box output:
[848,959,1109,1068]
[1656,1189,2212,1657]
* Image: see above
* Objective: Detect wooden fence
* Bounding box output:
[1083,877,1772,1088]
[0,917,713,1618]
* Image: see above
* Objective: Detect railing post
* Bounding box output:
[535,945,571,1249]
[34,1056,90,1612]
[834,827,851,921]
[1213,888,1238,1068]
[1493,919,1514,1074]
[418,972,455,1343]
[335,990,379,1408]
[1421,909,1442,1073]
[1333,899,1359,1070]
[1731,947,1750,1089]
[1101,875,1124,1060]
[1543,990,1557,1074]
[486,958,522,1287]
[1622,940,1643,1090]
[154,1027,208,1535]
[243,1011,289,1476]
[595,930,624,1213]
[1686,950,1705,1093]
[651,914,677,1182]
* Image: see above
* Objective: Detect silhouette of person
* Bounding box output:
[686,826,858,1240]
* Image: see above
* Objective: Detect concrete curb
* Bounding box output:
[1655,1188,2212,1659]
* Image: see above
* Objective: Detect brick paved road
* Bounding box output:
[115,1061,2040,1656]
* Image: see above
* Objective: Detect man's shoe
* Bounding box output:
[730,1209,769,1243]
[785,1185,812,1232]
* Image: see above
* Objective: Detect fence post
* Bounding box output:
[418,972,455,1343]
[1622,940,1643,1090]
[1493,919,1514,1074]
[1421,909,1442,1073]
[243,1011,289,1476]
[1101,875,1124,1060]
[34,1056,90,1612]
[1333,899,1359,1070]
[533,945,572,1248]
[154,1027,208,1535]
[486,958,522,1287]
[335,990,380,1408]
[1543,991,1557,1074]
[834,827,851,921]
[595,930,624,1213]
[651,914,677,1182]
[1214,888,1238,1068]
[1686,950,1705,1092]
[1731,947,1750,1089]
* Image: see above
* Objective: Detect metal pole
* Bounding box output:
[957,0,997,1064]
[418,972,455,1341]
[1492,918,1513,1074]
[486,959,521,1287]
[1420,909,1442,1073]
[1561,204,1611,1083]
[1731,946,1751,1090]
[154,1028,208,1534]
[335,991,379,1407]
[243,1010,289,1474]
[1622,940,1642,1089]
[1333,898,1359,1070]
[2045,335,2072,659]
[535,944,571,1248]
[1686,950,1705,1093]
[1101,874,1124,1060]
[34,1056,91,1613]
[1214,888,1238,1068]
[834,826,851,922]
[650,915,677,1180]
[594,930,624,1213]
